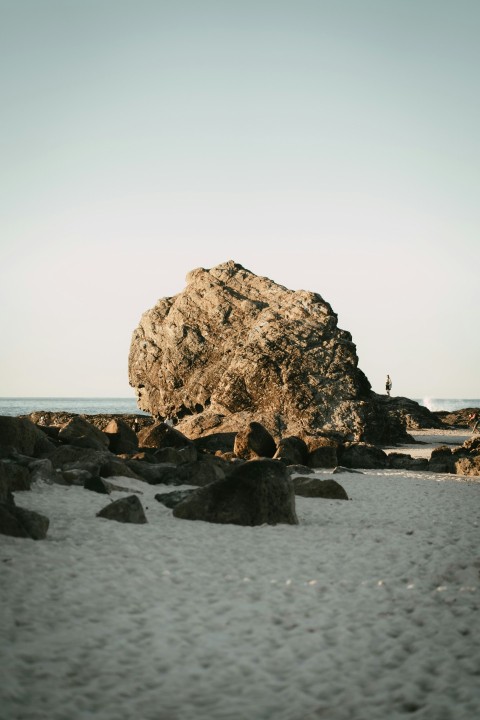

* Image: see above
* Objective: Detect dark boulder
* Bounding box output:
[338,442,387,469]
[0,503,49,539]
[97,495,147,524]
[173,458,298,526]
[234,421,276,460]
[58,416,109,451]
[155,490,196,509]
[0,460,31,491]
[103,418,139,454]
[293,476,349,499]
[273,436,309,466]
[0,463,14,505]
[154,445,197,464]
[124,461,185,485]
[84,476,111,494]
[307,438,338,468]
[0,416,54,456]
[429,446,454,473]
[28,458,58,484]
[387,453,428,471]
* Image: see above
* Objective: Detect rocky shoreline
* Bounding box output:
[1,404,479,540]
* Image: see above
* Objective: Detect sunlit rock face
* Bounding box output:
[128,260,388,442]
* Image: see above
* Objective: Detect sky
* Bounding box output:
[1,0,479,400]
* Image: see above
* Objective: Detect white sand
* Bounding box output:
[1,434,479,720]
[385,429,475,460]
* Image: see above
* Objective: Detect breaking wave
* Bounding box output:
[419,398,480,412]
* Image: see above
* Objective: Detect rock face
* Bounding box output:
[172,458,298,526]
[128,261,395,442]
[97,495,147,524]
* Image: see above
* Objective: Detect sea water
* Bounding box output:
[0,398,149,417]
[418,398,480,412]
[0,397,478,418]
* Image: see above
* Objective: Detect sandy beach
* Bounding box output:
[1,427,479,720]
[384,429,477,465]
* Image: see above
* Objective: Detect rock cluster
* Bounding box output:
[129,261,421,445]
[2,411,480,540]
[429,436,480,475]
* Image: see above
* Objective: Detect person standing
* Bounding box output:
[468,411,479,434]
[385,374,392,396]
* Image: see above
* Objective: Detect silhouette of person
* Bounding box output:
[385,375,392,397]
[468,411,479,434]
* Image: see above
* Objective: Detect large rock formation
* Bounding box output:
[128,261,411,443]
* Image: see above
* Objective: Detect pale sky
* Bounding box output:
[1,0,479,400]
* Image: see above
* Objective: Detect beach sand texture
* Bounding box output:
[1,429,479,720]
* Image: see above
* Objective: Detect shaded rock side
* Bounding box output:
[0,416,54,456]
[129,261,377,441]
[97,495,147,524]
[293,476,349,499]
[172,458,298,525]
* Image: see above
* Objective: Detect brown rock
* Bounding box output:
[104,418,138,454]
[234,421,276,460]
[273,436,309,465]
[58,416,109,451]
[128,261,384,442]
[338,442,387,469]
[0,416,54,456]
[137,422,194,451]
[293,477,349,499]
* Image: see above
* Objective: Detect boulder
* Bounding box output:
[0,461,31,491]
[97,495,147,524]
[58,417,109,451]
[434,407,480,429]
[173,458,298,526]
[138,422,194,451]
[371,395,443,431]
[193,432,236,454]
[307,442,338,469]
[0,416,54,456]
[175,458,227,486]
[453,456,480,476]
[84,476,111,494]
[0,463,14,505]
[103,418,138,454]
[338,442,387,469]
[234,421,276,460]
[124,460,186,485]
[45,446,138,480]
[28,458,57,484]
[62,468,93,486]
[154,445,197,464]
[293,476,349,499]
[0,504,49,539]
[0,505,27,537]
[273,436,309,466]
[128,261,400,443]
[155,490,195,509]
[386,453,429,470]
[450,437,480,477]
[429,446,454,473]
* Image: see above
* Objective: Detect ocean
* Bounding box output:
[0,398,149,417]
[419,398,480,412]
[0,397,478,418]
